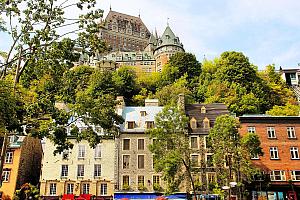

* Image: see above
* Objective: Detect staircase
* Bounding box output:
[291,85,300,102]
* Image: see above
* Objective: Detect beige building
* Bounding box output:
[115,97,163,192]
[40,135,115,199]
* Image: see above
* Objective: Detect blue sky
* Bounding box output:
[1,0,300,69]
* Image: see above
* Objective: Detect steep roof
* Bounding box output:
[156,25,184,49]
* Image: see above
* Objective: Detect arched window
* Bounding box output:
[190,117,197,129]
[203,117,210,129]
[201,106,206,114]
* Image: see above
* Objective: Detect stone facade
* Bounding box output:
[115,98,163,192]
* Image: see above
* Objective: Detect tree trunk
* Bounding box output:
[182,158,198,200]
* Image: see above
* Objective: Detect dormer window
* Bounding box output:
[127,121,135,129]
[140,111,147,116]
[203,117,210,129]
[201,106,206,114]
[190,117,197,129]
[146,121,154,129]
[166,35,170,39]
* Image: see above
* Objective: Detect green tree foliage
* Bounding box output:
[13,183,40,200]
[147,106,198,196]
[208,115,263,198]
[266,103,300,116]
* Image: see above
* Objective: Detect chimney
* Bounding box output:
[116,96,125,115]
[145,99,159,107]
[177,94,185,111]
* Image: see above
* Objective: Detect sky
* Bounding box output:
[1,0,300,69]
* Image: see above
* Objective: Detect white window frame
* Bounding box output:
[204,136,211,149]
[94,144,101,159]
[123,154,130,169]
[270,147,279,159]
[270,170,286,181]
[137,175,145,186]
[82,183,90,194]
[291,170,300,181]
[290,147,299,159]
[78,145,86,159]
[61,165,68,178]
[153,175,160,185]
[5,151,13,163]
[2,170,10,182]
[66,183,74,194]
[100,183,108,195]
[190,136,198,149]
[137,138,145,150]
[205,153,214,168]
[267,127,276,138]
[206,172,216,184]
[49,183,57,196]
[247,126,256,133]
[122,175,130,186]
[123,139,130,150]
[251,153,260,160]
[77,164,85,177]
[191,154,200,167]
[137,154,145,169]
[287,127,296,139]
[94,164,101,178]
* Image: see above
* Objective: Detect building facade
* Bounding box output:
[99,9,151,52]
[115,97,163,192]
[280,68,300,101]
[239,115,300,200]
[40,119,115,200]
[185,103,229,194]
[0,136,43,199]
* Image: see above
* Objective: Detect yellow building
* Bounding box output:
[0,136,43,199]
[40,138,115,200]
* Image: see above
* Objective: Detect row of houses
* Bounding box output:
[1,96,300,200]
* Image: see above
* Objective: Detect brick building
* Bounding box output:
[239,115,300,200]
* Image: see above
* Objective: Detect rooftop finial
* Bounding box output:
[138,9,140,18]
[167,17,170,26]
[110,3,112,11]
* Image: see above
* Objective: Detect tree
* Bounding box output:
[147,106,199,197]
[13,183,40,200]
[266,103,300,116]
[208,115,263,199]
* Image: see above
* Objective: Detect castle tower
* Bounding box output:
[153,25,184,72]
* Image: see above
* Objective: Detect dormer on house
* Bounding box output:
[145,121,155,129]
[126,121,135,129]
[190,117,197,129]
[140,111,147,116]
[203,117,210,129]
[201,106,206,114]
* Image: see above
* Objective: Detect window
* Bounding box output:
[206,172,216,184]
[153,175,160,185]
[204,136,212,149]
[291,171,300,181]
[123,175,129,186]
[206,154,214,167]
[251,153,260,160]
[94,164,101,177]
[5,151,13,163]
[140,111,147,116]
[82,183,90,194]
[138,155,145,169]
[123,139,130,150]
[190,137,198,149]
[77,165,84,177]
[201,106,206,113]
[127,121,135,129]
[100,183,107,195]
[138,139,144,150]
[146,121,154,129]
[66,183,74,194]
[123,155,130,169]
[190,118,197,129]
[247,126,256,133]
[191,155,199,167]
[270,147,279,159]
[61,165,68,177]
[78,145,86,159]
[94,144,101,158]
[267,127,276,138]
[290,147,299,159]
[287,127,296,138]
[50,183,57,195]
[138,175,145,186]
[203,117,210,129]
[270,170,286,181]
[2,170,10,182]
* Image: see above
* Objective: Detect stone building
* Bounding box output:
[39,119,115,200]
[239,115,300,200]
[99,9,151,52]
[184,102,229,193]
[0,136,43,199]
[115,97,163,192]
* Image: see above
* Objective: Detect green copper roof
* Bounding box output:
[156,25,184,49]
